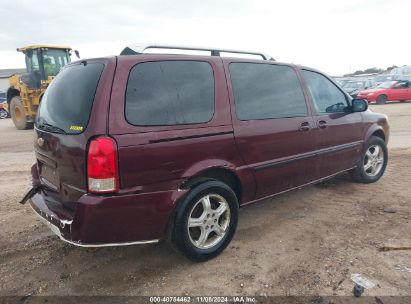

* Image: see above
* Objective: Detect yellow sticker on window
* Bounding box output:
[69,125,84,131]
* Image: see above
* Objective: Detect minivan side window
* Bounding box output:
[302,70,348,114]
[125,61,214,126]
[229,63,307,120]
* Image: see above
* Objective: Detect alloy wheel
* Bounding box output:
[363,145,384,177]
[187,194,231,249]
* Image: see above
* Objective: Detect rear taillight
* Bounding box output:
[87,136,119,193]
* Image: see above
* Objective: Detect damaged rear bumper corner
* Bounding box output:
[26,185,183,247]
[30,201,160,247]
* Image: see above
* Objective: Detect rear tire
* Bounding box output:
[350,136,388,183]
[10,96,32,130]
[376,95,387,105]
[172,180,239,262]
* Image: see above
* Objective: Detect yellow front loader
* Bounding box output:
[6,45,75,129]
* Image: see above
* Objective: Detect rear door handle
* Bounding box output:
[318,120,327,129]
[299,121,311,132]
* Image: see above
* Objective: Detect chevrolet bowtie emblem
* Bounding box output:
[37,138,45,147]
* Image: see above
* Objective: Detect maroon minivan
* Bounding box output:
[22,44,389,261]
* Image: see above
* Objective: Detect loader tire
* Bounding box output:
[10,96,32,130]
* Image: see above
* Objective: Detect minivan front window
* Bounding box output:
[36,62,104,134]
[302,70,348,114]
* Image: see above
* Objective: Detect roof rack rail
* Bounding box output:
[120,43,274,61]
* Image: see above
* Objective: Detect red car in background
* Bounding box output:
[357,80,411,104]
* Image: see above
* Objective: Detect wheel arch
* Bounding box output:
[371,129,386,142]
[365,125,386,143]
[6,87,20,104]
[164,166,243,245]
[376,94,388,103]
[180,167,243,205]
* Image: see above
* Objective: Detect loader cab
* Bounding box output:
[21,46,72,88]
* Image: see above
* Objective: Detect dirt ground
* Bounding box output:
[0,103,410,298]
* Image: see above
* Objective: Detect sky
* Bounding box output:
[0,0,410,76]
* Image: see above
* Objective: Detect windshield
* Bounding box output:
[335,79,348,86]
[342,81,364,89]
[42,49,71,78]
[376,81,395,89]
[36,62,104,134]
[374,75,395,82]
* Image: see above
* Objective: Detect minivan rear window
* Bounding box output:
[36,62,104,134]
[125,61,214,126]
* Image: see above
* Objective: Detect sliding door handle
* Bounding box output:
[299,121,311,131]
[318,120,328,129]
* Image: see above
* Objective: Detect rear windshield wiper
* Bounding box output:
[37,122,67,135]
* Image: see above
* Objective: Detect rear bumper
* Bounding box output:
[28,187,187,247]
[32,209,158,247]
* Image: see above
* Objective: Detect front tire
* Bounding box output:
[376,95,387,105]
[10,96,32,130]
[350,136,388,183]
[172,180,239,262]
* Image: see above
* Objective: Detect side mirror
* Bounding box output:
[74,50,80,59]
[352,98,368,112]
